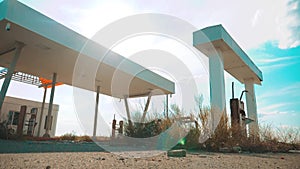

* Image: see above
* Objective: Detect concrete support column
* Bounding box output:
[244,78,259,137]
[141,94,152,123]
[124,96,132,126]
[43,73,57,137]
[37,86,47,137]
[208,49,226,129]
[0,42,24,114]
[93,86,100,137]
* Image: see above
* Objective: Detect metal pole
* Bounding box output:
[124,95,132,126]
[37,86,47,137]
[93,86,100,137]
[43,73,56,137]
[0,42,24,113]
[232,82,234,99]
[166,94,169,119]
[141,94,152,123]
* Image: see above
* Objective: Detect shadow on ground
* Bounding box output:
[0,139,105,153]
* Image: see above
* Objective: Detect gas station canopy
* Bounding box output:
[0,0,175,98]
[193,25,263,85]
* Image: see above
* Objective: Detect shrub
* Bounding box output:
[60,132,76,141]
[124,119,164,138]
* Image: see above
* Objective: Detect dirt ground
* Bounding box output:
[0,151,299,169]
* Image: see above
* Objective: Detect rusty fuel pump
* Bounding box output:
[111,114,124,139]
[230,82,248,138]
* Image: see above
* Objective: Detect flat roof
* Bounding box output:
[0,0,175,98]
[193,24,263,85]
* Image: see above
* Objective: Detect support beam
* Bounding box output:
[37,86,47,137]
[141,94,152,123]
[0,42,24,115]
[0,47,16,56]
[208,49,226,129]
[43,73,57,137]
[93,86,100,137]
[124,95,132,126]
[245,78,259,138]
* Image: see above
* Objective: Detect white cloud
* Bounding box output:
[251,10,262,27]
[259,103,289,113]
[260,111,289,116]
[281,0,300,49]
[255,54,300,72]
[257,56,294,63]
[19,0,300,49]
[258,82,300,100]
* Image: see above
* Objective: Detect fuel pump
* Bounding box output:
[118,120,123,135]
[112,114,116,138]
[230,82,247,138]
[27,108,38,136]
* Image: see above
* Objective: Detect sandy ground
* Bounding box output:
[0,152,299,169]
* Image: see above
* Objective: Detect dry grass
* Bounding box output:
[174,94,300,152]
[121,94,300,153]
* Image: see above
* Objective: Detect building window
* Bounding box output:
[8,111,20,125]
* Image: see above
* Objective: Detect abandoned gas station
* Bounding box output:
[0,0,262,139]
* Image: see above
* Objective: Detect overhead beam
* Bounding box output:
[0,47,16,56]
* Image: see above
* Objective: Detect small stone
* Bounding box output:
[232,146,242,153]
[219,147,230,153]
[167,149,187,157]
[46,166,51,169]
[119,157,125,161]
[101,158,105,160]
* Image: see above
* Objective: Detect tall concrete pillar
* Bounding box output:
[244,78,259,137]
[208,49,226,129]
[37,86,47,137]
[43,73,57,137]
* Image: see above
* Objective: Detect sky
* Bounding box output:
[1,0,299,136]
